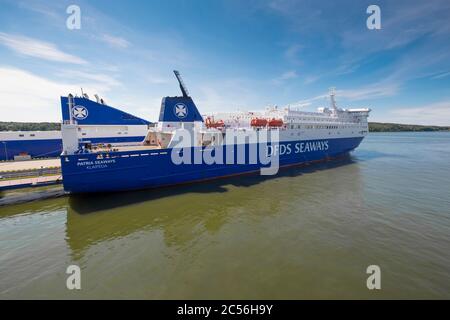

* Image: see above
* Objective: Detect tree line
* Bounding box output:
[0,122,61,132]
[369,122,450,132]
[0,121,449,132]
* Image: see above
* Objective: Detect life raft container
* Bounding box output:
[268,118,283,127]
[250,118,268,127]
[205,117,225,129]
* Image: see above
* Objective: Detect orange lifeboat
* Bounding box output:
[268,118,283,127]
[250,118,268,127]
[205,117,225,129]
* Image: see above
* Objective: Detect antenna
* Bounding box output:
[173,70,190,97]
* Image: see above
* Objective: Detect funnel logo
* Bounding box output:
[72,105,88,120]
[174,103,188,119]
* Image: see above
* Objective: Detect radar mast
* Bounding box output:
[329,87,338,113]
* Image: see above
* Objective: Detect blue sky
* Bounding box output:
[0,0,449,125]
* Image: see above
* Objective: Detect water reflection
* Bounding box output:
[68,155,356,214]
[65,156,360,259]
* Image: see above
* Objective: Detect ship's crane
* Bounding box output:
[173,70,190,97]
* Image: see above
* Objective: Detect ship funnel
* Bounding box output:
[158,71,203,122]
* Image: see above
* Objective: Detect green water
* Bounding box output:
[1,132,449,299]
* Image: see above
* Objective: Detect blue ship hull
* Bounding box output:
[1,138,62,160]
[0,136,145,161]
[61,137,363,193]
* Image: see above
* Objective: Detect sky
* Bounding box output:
[0,0,449,125]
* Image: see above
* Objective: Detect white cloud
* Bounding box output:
[284,43,302,65]
[0,32,87,65]
[287,94,328,109]
[58,70,122,89]
[280,70,298,80]
[125,98,161,121]
[145,75,169,85]
[431,71,450,80]
[0,67,117,121]
[303,75,320,84]
[336,84,399,101]
[194,79,264,113]
[269,0,450,92]
[289,81,399,109]
[272,70,298,84]
[385,101,450,126]
[100,34,130,49]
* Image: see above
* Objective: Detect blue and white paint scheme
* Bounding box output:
[60,71,370,193]
[0,95,150,161]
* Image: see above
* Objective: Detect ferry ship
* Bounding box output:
[0,95,150,161]
[60,71,370,193]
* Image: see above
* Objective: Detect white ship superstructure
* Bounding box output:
[202,89,370,141]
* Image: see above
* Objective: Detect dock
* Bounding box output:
[0,158,62,191]
[0,175,62,190]
[0,158,60,172]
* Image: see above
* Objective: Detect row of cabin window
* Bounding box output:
[289,131,359,136]
[288,116,364,122]
[288,118,327,122]
[288,124,359,130]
